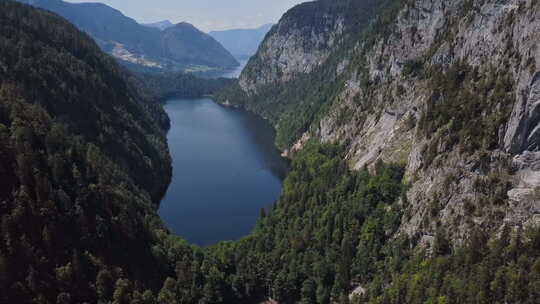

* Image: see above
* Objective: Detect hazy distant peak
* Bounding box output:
[208,23,275,58]
[209,23,274,34]
[143,20,174,31]
[174,22,197,28]
[166,22,205,35]
[15,0,238,71]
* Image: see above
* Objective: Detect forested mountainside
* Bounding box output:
[3,0,540,303]
[213,0,540,301]
[159,23,239,72]
[16,0,239,73]
[0,1,177,302]
[135,72,236,100]
[223,0,540,243]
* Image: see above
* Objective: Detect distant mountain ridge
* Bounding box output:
[16,0,238,73]
[160,22,239,72]
[209,24,273,59]
[143,20,174,31]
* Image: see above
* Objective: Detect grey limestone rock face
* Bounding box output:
[315,0,540,244]
[505,72,540,153]
[244,0,540,246]
[239,16,345,95]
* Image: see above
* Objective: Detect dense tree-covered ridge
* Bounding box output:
[139,142,406,304]
[0,0,170,201]
[206,142,407,303]
[135,73,236,101]
[0,1,175,302]
[151,142,540,304]
[159,23,239,72]
[367,225,540,304]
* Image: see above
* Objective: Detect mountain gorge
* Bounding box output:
[17,0,239,73]
[3,0,540,303]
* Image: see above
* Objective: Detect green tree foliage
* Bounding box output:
[215,0,404,149]
[0,1,182,302]
[194,142,407,303]
[134,72,236,101]
[363,227,540,304]
[3,2,540,304]
[418,61,515,162]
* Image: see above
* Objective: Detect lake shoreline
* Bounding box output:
[159,97,288,246]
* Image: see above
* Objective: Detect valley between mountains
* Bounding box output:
[1,0,540,303]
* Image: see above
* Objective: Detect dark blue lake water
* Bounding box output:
[159,98,287,246]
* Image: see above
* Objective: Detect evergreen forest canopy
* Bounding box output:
[0,1,174,302]
[15,0,247,102]
[0,1,539,304]
[134,72,237,101]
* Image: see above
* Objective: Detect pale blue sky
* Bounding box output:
[67,0,308,32]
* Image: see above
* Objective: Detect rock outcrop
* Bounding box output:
[239,0,382,95]
[239,0,540,245]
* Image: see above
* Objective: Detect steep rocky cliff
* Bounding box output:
[236,0,540,245]
[239,0,383,94]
